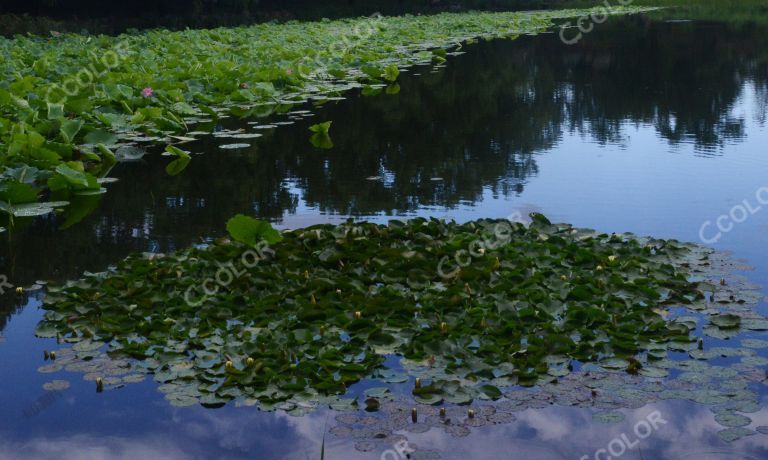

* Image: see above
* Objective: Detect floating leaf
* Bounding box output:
[309,121,332,135]
[166,157,191,177]
[714,413,752,428]
[115,146,146,162]
[593,411,625,423]
[710,314,741,328]
[718,427,756,443]
[226,214,283,245]
[42,380,70,391]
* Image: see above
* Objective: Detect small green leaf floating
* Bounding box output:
[383,65,401,82]
[166,157,191,176]
[225,214,283,246]
[309,121,332,135]
[309,122,333,149]
[310,133,334,149]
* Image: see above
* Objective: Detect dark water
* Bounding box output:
[1,14,768,460]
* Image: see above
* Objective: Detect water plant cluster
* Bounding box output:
[0,6,656,222]
[38,215,719,408]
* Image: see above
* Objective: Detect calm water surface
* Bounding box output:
[1,13,768,460]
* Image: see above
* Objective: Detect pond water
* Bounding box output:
[1,11,768,460]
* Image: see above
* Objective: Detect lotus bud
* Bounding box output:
[43,350,50,361]
[464,283,472,295]
[415,377,422,389]
[225,360,234,370]
[493,257,500,269]
[96,377,103,393]
[246,357,255,367]
[596,265,603,271]
[411,408,418,423]
[439,407,446,418]
[561,275,567,281]
[15,287,23,295]
[720,278,726,286]
[608,255,617,262]
[697,338,704,350]
[336,289,342,294]
[440,322,448,334]
[304,270,309,279]
[354,311,362,320]
[311,294,317,305]
[49,351,56,360]
[480,319,486,328]
[478,247,485,255]
[467,408,475,418]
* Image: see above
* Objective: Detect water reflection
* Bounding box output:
[395,402,768,460]
[2,388,768,460]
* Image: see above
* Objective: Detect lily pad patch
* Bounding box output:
[33,216,768,433]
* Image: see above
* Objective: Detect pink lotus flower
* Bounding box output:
[142,87,154,98]
[286,69,294,76]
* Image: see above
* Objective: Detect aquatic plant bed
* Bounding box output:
[34,215,768,444]
[0,6,657,219]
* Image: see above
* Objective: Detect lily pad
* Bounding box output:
[42,379,70,391]
[709,314,741,328]
[593,411,625,423]
[717,427,755,443]
[714,412,752,428]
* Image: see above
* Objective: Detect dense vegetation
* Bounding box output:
[38,215,711,408]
